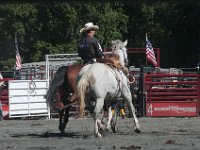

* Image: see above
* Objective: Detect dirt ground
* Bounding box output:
[0,117,200,150]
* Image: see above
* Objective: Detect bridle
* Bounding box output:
[117,47,128,66]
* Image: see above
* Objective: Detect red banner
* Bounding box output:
[146,102,198,117]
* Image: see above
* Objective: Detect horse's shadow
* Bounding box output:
[10,129,119,139]
[10,131,93,139]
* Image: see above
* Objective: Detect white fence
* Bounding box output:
[9,80,50,118]
[7,54,81,119]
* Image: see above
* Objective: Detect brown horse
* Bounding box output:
[46,64,83,133]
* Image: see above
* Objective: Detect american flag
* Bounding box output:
[15,37,22,70]
[146,34,157,67]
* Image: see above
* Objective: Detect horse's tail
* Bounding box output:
[46,66,67,107]
[76,73,90,118]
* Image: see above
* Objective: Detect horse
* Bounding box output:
[76,40,140,137]
[46,64,84,133]
[46,39,130,133]
[77,63,141,137]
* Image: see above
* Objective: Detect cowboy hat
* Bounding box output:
[80,22,99,33]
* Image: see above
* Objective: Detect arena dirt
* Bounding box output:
[0,117,200,150]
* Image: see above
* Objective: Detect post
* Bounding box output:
[138,66,145,117]
[197,68,200,115]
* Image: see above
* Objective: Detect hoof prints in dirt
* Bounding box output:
[164,139,185,146]
[120,145,141,150]
[27,147,56,150]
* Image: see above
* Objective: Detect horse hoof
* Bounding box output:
[59,128,65,134]
[111,126,118,133]
[95,133,102,138]
[135,128,141,133]
[59,125,66,133]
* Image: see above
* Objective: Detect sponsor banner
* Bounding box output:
[146,102,198,117]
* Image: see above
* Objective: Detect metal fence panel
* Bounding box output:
[9,80,50,118]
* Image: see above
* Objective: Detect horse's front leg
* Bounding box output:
[105,106,112,130]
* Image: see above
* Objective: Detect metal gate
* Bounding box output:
[130,67,200,117]
[145,73,200,117]
[9,80,49,118]
[45,53,80,83]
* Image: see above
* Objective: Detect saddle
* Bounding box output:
[97,52,129,76]
[97,52,122,70]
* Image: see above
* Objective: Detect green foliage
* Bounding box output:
[0,1,199,69]
[0,58,15,70]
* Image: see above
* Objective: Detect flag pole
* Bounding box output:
[145,33,148,66]
[145,33,158,67]
[15,34,22,71]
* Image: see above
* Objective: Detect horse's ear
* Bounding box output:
[123,40,128,47]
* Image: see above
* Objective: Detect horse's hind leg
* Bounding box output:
[58,106,70,133]
[58,109,65,133]
[58,89,70,133]
[122,91,141,133]
[63,106,70,130]
[94,98,104,138]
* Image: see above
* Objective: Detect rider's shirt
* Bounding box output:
[83,36,103,58]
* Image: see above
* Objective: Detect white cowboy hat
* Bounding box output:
[80,22,99,33]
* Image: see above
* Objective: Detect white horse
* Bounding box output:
[76,40,141,138]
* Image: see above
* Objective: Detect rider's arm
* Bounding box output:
[93,38,103,58]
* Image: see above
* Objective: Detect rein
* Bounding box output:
[59,101,77,111]
[116,48,135,84]
[105,64,126,98]
[127,73,136,84]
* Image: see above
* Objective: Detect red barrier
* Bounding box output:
[145,73,200,117]
[0,78,15,119]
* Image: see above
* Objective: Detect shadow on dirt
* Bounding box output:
[10,132,81,139]
[10,131,96,139]
[9,128,199,141]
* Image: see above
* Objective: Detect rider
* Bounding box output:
[78,22,103,64]
[0,101,3,120]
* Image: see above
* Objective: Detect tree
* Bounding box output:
[0,1,199,69]
[0,2,128,69]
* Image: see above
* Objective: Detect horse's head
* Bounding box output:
[110,40,128,66]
